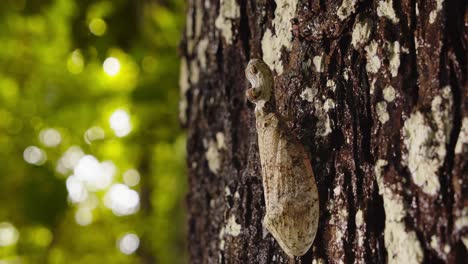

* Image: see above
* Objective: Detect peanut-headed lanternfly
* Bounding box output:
[245,59,319,257]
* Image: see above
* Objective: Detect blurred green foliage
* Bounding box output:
[0,0,187,263]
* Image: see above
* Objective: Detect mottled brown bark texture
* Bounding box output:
[179,0,467,263]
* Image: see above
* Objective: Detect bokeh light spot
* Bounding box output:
[23,146,47,165]
[0,77,19,104]
[29,226,53,247]
[66,175,88,203]
[89,18,107,36]
[123,169,140,187]
[104,184,139,216]
[0,222,19,247]
[74,155,115,191]
[84,126,105,144]
[39,128,62,147]
[118,233,139,255]
[75,207,93,226]
[67,49,84,74]
[56,146,85,175]
[109,109,132,137]
[103,57,121,76]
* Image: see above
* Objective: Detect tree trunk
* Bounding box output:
[179,0,467,263]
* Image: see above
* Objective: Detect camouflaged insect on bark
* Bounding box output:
[245,59,319,257]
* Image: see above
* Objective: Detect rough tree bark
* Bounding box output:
[179,0,467,263]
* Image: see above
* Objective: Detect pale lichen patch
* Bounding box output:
[312,258,326,264]
[206,139,221,174]
[343,68,350,80]
[402,87,453,197]
[351,18,372,48]
[337,0,357,20]
[403,112,440,195]
[355,209,364,247]
[365,41,381,73]
[218,215,241,257]
[179,58,190,124]
[314,101,333,137]
[205,132,226,174]
[190,60,200,84]
[186,7,194,39]
[304,86,334,137]
[429,0,444,24]
[430,236,439,250]
[374,159,388,188]
[326,79,336,92]
[370,79,376,95]
[376,101,389,124]
[324,99,336,112]
[333,186,341,197]
[218,215,242,253]
[386,41,400,77]
[414,36,419,53]
[455,117,468,154]
[179,97,188,125]
[374,159,424,264]
[377,0,399,24]
[316,115,332,137]
[455,215,468,230]
[463,236,468,250]
[206,132,229,174]
[216,132,227,150]
[300,87,318,102]
[429,11,437,24]
[402,86,453,195]
[215,0,240,45]
[383,85,396,102]
[313,54,325,73]
[197,38,210,69]
[225,186,232,197]
[225,215,241,236]
[355,210,364,227]
[261,0,299,74]
[195,5,203,40]
[384,222,424,264]
[443,245,451,254]
[431,86,453,151]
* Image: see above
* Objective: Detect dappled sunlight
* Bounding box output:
[66,49,84,74]
[89,18,107,36]
[74,155,115,190]
[84,126,105,144]
[118,233,140,255]
[66,175,88,203]
[104,184,140,216]
[74,207,93,226]
[123,169,140,187]
[103,57,121,77]
[109,109,132,137]
[56,146,85,175]
[0,222,19,247]
[23,146,47,165]
[27,226,53,248]
[0,0,186,262]
[39,128,62,147]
